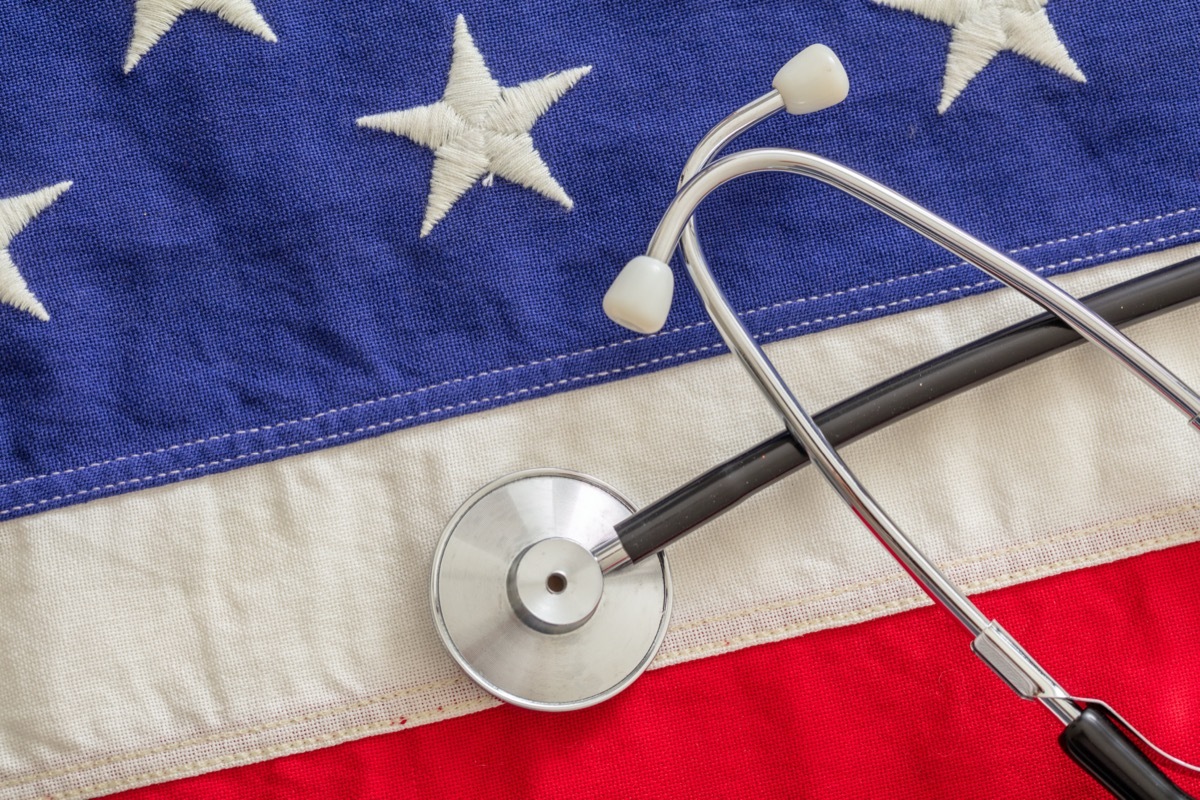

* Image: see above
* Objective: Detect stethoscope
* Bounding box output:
[431,46,1200,800]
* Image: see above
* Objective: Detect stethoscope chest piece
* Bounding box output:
[430,468,671,711]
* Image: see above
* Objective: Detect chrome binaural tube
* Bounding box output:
[637,143,1110,725]
[613,66,1200,736]
[648,146,1200,426]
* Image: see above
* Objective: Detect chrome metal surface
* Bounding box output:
[645,143,1200,640]
[1039,694,1083,727]
[972,622,1045,699]
[508,537,603,633]
[972,622,1076,724]
[431,469,671,711]
[679,90,785,189]
[591,535,632,575]
[655,147,1200,425]
[660,118,1093,726]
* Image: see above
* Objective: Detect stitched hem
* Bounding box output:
[1,213,1198,522]
[28,528,1200,800]
[7,507,1198,798]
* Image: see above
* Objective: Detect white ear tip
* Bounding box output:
[603,256,674,334]
[772,44,849,115]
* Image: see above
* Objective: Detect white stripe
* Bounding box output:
[2,242,1199,799]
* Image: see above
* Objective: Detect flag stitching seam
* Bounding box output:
[658,530,1200,661]
[35,527,1200,800]
[1,205,1193,496]
[671,501,1200,633]
[47,698,495,800]
[1,218,1197,514]
[8,507,1199,789]
[7,227,1200,523]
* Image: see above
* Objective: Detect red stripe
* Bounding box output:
[113,542,1200,799]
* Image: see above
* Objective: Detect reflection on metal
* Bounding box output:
[431,469,671,711]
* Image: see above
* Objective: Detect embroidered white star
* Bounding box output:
[357,15,592,238]
[0,182,71,322]
[873,0,1085,113]
[124,0,277,74]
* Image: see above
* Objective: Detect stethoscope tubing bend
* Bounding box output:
[649,147,1200,426]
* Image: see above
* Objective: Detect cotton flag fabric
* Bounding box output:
[0,1,1198,798]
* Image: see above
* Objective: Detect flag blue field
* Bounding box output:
[1,0,1197,520]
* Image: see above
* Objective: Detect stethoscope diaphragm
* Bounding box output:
[430,469,671,710]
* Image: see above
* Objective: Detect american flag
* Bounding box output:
[1,1,1197,798]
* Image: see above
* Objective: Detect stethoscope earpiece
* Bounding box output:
[602,255,673,334]
[771,43,850,115]
[602,43,852,336]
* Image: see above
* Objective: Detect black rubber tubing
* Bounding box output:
[1060,707,1193,800]
[614,255,1200,562]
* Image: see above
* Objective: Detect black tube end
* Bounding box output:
[1059,707,1192,799]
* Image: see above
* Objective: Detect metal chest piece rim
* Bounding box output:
[430,468,672,711]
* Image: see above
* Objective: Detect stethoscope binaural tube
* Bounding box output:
[600,49,1199,800]
[625,146,1200,429]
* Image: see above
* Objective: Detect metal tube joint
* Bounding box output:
[972,621,1059,699]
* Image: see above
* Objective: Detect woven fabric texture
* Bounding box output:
[1,244,1198,798]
